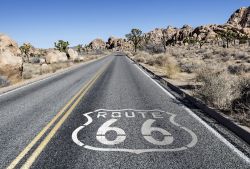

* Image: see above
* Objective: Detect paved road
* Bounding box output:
[1,54,250,168]
[0,56,113,168]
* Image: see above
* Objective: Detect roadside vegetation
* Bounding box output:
[126,28,250,126]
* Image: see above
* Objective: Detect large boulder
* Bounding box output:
[106,36,131,50]
[40,63,53,74]
[0,50,22,66]
[89,39,106,50]
[68,48,78,60]
[146,28,163,44]
[0,34,21,56]
[0,50,22,83]
[45,50,68,64]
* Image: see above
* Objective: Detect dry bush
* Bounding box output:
[146,54,167,66]
[148,53,180,78]
[50,62,70,73]
[144,43,165,54]
[169,48,185,58]
[195,66,241,110]
[134,51,151,63]
[233,51,249,60]
[0,76,10,87]
[228,64,250,75]
[123,51,133,57]
[163,56,180,78]
[232,78,250,125]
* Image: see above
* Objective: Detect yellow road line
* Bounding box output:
[7,62,110,169]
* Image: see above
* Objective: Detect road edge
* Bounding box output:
[127,55,250,146]
[0,55,109,96]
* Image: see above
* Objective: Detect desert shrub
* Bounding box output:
[144,43,165,54]
[73,58,81,63]
[220,49,231,57]
[22,72,32,79]
[232,78,250,124]
[134,51,151,63]
[196,48,207,54]
[228,64,249,75]
[94,49,104,55]
[134,57,146,63]
[203,51,214,59]
[0,76,10,87]
[146,54,167,66]
[163,56,180,78]
[123,51,133,57]
[30,57,41,64]
[179,61,200,73]
[168,48,185,58]
[51,62,69,73]
[195,67,241,110]
[233,51,249,60]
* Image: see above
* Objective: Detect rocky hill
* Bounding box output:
[228,7,250,28]
[84,6,250,51]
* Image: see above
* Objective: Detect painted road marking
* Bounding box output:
[7,62,111,169]
[131,57,250,163]
[72,109,198,154]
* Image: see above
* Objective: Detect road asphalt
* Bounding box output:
[0,54,249,169]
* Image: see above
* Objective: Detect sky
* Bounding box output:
[0,0,249,48]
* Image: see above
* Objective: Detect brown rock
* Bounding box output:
[0,34,21,56]
[67,48,78,60]
[227,7,250,28]
[45,50,68,64]
[89,39,106,50]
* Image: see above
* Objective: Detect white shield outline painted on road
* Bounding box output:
[72,109,198,154]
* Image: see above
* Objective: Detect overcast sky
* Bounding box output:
[1,0,249,48]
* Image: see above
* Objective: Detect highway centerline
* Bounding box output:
[7,61,111,169]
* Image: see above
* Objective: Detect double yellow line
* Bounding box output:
[7,62,110,169]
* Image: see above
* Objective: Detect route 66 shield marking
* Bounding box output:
[72,109,198,154]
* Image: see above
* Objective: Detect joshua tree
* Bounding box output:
[126,28,143,53]
[143,34,151,45]
[83,44,90,54]
[20,43,32,62]
[239,34,250,46]
[183,36,197,46]
[196,37,207,49]
[77,44,82,54]
[54,40,69,53]
[216,30,235,48]
[161,29,169,52]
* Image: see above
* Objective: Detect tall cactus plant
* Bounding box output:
[54,40,69,53]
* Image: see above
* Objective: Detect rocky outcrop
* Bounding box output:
[106,37,132,50]
[144,25,193,45]
[89,39,106,50]
[0,34,21,56]
[146,28,163,44]
[228,7,250,28]
[0,50,22,83]
[45,50,68,64]
[68,48,78,60]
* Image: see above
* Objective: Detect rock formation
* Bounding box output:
[45,50,68,64]
[228,7,250,28]
[68,48,78,60]
[0,34,22,83]
[89,39,106,50]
